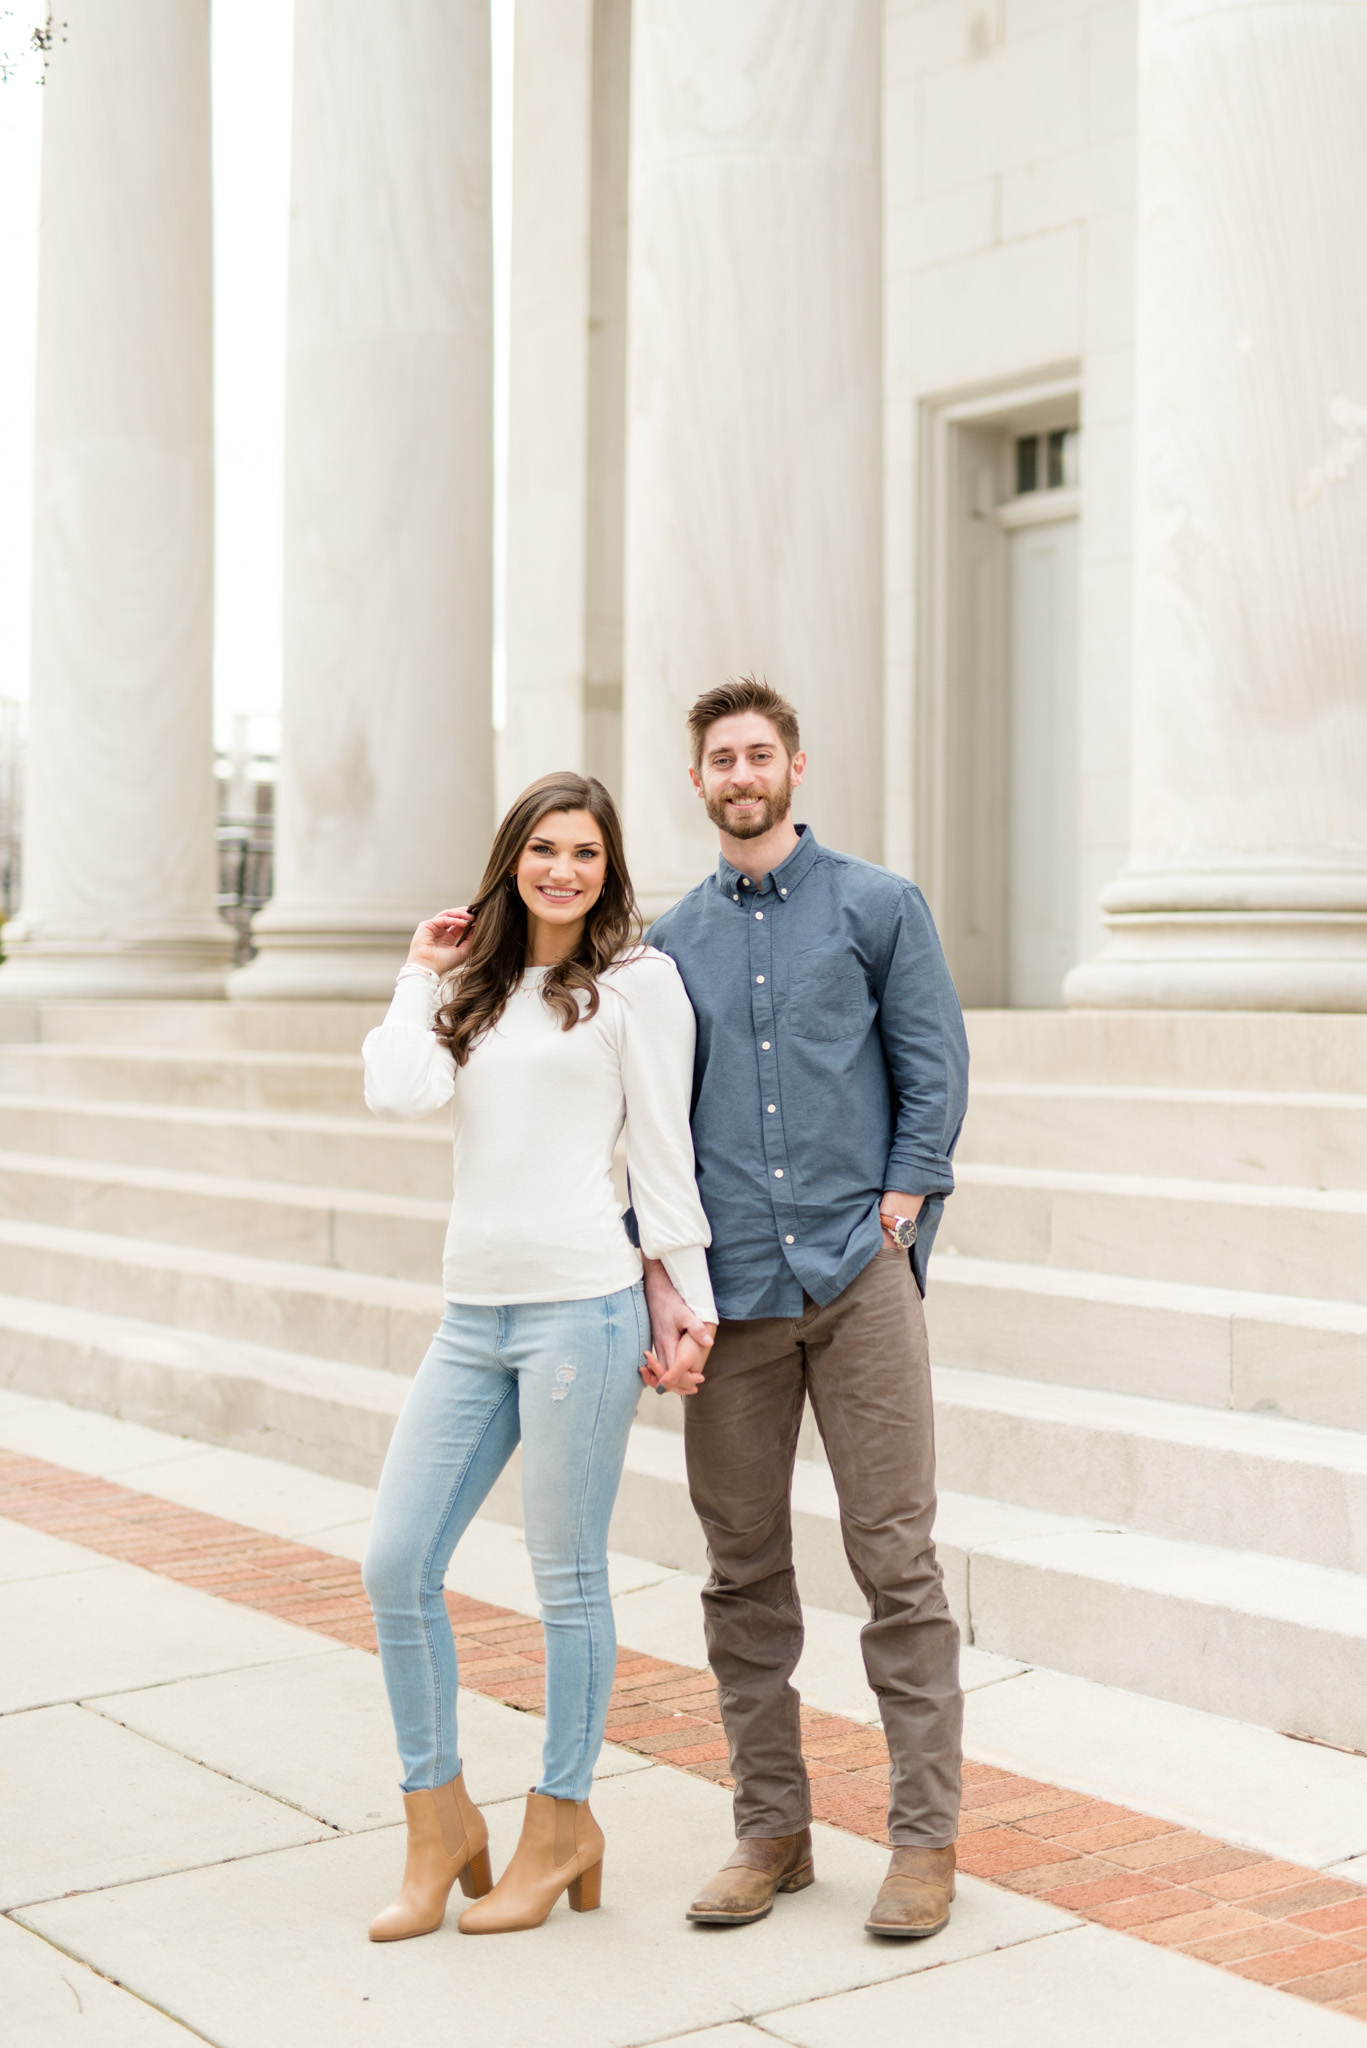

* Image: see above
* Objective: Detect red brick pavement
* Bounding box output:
[4,1443,1366,2023]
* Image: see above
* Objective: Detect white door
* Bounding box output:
[1005,510,1079,1007]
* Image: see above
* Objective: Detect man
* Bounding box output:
[642,675,969,1939]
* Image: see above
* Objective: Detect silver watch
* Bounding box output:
[881,1212,917,1249]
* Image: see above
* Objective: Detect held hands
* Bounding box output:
[640,1257,716,1397]
[407,908,475,976]
[641,1327,714,1397]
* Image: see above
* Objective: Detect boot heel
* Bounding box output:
[459,1845,493,1899]
[567,1858,602,1912]
[779,1859,815,1894]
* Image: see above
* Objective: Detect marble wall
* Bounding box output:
[881,0,1138,973]
[621,0,884,916]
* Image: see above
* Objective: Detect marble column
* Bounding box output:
[232,0,493,1000]
[1066,0,1367,1011]
[498,0,631,812]
[0,0,231,1000]
[621,1,883,918]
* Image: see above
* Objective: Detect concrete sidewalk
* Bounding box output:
[3,1393,1365,2046]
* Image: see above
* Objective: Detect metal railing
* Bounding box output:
[217,814,274,967]
[0,698,24,932]
[0,708,277,965]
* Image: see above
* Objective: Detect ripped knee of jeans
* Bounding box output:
[551,1363,577,1402]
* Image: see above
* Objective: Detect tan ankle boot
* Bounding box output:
[458,1791,604,1934]
[368,1773,492,1941]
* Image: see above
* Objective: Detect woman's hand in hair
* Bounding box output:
[407,908,474,976]
[641,1326,714,1398]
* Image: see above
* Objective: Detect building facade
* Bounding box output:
[2,0,1365,1010]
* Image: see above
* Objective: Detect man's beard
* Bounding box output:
[704,773,794,840]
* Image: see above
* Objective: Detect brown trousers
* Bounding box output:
[683,1248,962,1846]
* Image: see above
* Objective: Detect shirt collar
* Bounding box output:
[714,822,821,901]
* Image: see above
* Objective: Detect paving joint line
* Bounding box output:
[3,1445,1366,2023]
[5,1913,223,2044]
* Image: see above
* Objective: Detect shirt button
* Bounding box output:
[774,1168,784,1178]
[733,894,739,902]
[780,888,787,896]
[785,1234,795,1244]
[755,911,763,920]
[756,975,765,984]
[761,1040,771,1050]
[742,878,751,887]
[766,1103,776,1113]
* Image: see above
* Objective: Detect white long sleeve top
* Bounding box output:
[362,948,717,1323]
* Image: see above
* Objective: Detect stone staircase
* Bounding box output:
[1,999,1365,1753]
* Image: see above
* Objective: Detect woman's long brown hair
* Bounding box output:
[433,772,643,1069]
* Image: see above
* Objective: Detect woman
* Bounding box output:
[360,771,715,1941]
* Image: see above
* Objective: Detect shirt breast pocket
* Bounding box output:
[789,945,868,1041]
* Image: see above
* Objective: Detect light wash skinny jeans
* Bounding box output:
[362,1284,647,1802]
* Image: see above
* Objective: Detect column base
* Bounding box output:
[228,912,414,1002]
[1066,865,1367,1012]
[1065,915,1367,1013]
[0,927,233,1002]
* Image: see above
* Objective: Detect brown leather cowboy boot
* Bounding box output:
[686,1830,814,1926]
[864,1844,956,1938]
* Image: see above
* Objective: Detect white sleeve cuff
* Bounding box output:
[660,1244,717,1327]
[386,971,442,1026]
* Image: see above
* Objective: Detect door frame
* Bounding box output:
[916,370,1081,1007]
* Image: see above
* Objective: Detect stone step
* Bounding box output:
[924,1255,1367,1432]
[0,1150,447,1281]
[0,1094,451,1197]
[7,1288,1362,1751]
[930,1365,1367,1575]
[0,1218,443,1375]
[964,1007,1367,1095]
[0,1043,370,1117]
[945,1162,1367,1304]
[0,1292,404,1486]
[603,1431,1367,1753]
[0,999,386,1053]
[8,999,1367,1088]
[632,1355,1367,1573]
[958,1080,1367,1190]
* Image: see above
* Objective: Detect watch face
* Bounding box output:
[886,1216,917,1247]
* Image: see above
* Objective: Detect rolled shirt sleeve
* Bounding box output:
[362,970,457,1121]
[876,889,970,1198]
[612,953,718,1326]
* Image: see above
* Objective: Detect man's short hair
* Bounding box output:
[686,674,801,771]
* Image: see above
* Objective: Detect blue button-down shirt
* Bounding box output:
[649,825,969,1321]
